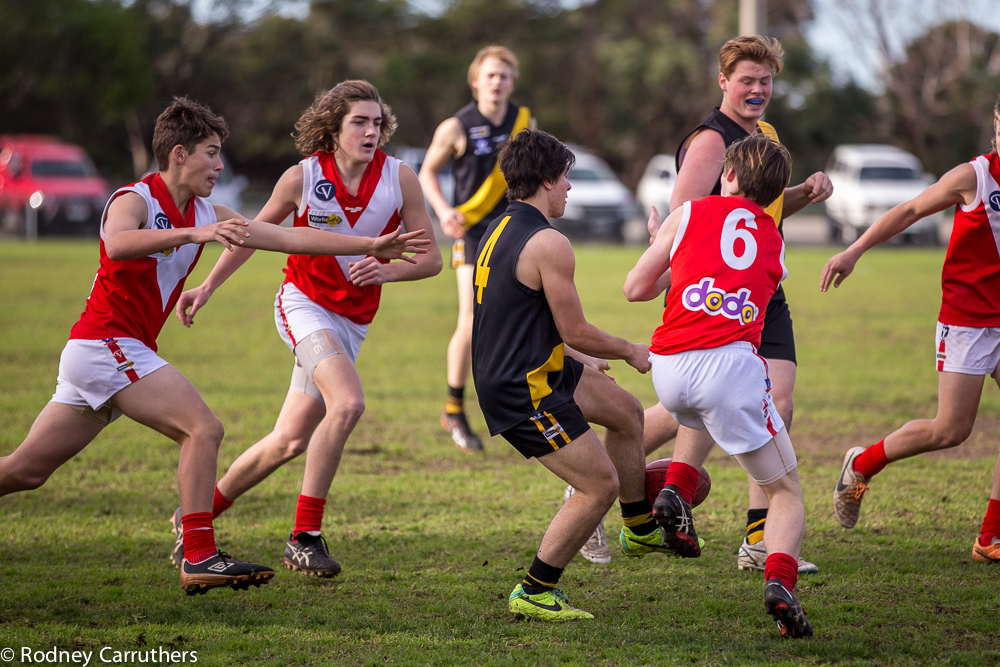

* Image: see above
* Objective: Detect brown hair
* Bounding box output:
[723,134,791,206]
[293,80,397,156]
[467,45,520,98]
[992,92,1000,153]
[498,129,575,201]
[719,35,784,79]
[152,97,229,171]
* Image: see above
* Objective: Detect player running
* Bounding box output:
[420,45,534,453]
[625,134,812,638]
[822,93,1000,564]
[172,81,442,578]
[472,129,674,622]
[0,97,429,595]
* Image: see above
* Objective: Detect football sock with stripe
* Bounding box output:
[620,499,657,536]
[978,498,1000,546]
[854,439,889,479]
[293,494,326,536]
[445,386,465,415]
[181,511,217,564]
[522,555,563,595]
[746,508,768,546]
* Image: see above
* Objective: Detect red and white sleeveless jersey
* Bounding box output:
[282,149,403,325]
[651,195,787,355]
[939,153,1000,327]
[69,173,215,351]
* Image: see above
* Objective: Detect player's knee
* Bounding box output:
[329,396,366,427]
[0,463,51,492]
[275,433,312,459]
[772,395,794,427]
[197,416,225,448]
[931,422,972,450]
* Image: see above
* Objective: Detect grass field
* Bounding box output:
[1,239,999,666]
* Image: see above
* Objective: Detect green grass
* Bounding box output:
[1,240,999,666]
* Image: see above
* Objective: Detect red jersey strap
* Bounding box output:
[316,150,388,227]
[145,173,196,229]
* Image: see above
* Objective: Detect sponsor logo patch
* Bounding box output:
[469,125,490,139]
[308,211,343,227]
[989,191,1000,212]
[682,277,759,325]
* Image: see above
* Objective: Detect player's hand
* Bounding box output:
[370,227,431,263]
[349,256,388,287]
[439,209,467,239]
[819,249,859,292]
[646,206,664,242]
[802,172,833,204]
[175,285,212,327]
[196,218,251,251]
[625,343,652,374]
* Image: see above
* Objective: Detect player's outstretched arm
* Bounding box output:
[349,165,443,287]
[820,163,976,292]
[528,229,651,373]
[782,171,833,219]
[624,206,683,302]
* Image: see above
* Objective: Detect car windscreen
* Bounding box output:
[570,165,614,182]
[31,159,97,178]
[858,166,918,181]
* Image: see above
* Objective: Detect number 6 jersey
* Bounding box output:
[651,195,787,356]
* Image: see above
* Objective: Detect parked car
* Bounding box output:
[552,146,634,241]
[384,144,454,224]
[636,153,677,218]
[824,144,942,245]
[0,135,110,237]
[206,155,248,213]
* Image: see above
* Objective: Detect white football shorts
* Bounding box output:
[936,322,1000,376]
[274,282,367,403]
[51,337,170,422]
[650,341,785,456]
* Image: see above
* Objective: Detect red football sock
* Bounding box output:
[854,439,890,479]
[664,462,700,505]
[979,498,1000,546]
[212,486,233,518]
[181,511,218,564]
[764,552,798,592]
[293,494,326,535]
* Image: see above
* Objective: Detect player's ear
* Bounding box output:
[171,144,186,166]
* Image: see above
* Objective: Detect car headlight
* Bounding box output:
[29,191,44,209]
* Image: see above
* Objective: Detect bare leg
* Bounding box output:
[573,366,645,502]
[643,401,678,457]
[748,358,796,509]
[446,264,475,389]
[882,371,983,461]
[0,403,104,496]
[759,467,805,560]
[299,353,365,499]
[216,390,326,501]
[534,431,620,567]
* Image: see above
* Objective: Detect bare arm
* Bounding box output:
[348,164,443,287]
[820,162,975,292]
[519,229,650,372]
[782,171,834,219]
[624,205,685,302]
[419,117,466,239]
[658,130,726,235]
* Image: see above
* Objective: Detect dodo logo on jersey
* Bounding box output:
[682,277,758,326]
[314,179,337,202]
[988,191,1000,212]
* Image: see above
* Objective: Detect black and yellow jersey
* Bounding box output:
[471,201,584,435]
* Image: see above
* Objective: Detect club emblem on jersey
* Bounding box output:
[989,191,1000,211]
[314,179,337,202]
[473,138,492,156]
[308,211,343,228]
[682,277,758,326]
[153,213,171,230]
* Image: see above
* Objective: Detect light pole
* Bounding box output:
[739,0,767,36]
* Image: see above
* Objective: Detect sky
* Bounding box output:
[190,0,1000,93]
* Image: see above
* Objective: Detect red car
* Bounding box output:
[0,135,110,237]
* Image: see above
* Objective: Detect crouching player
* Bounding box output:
[472,130,671,622]
[624,134,812,638]
[0,97,429,595]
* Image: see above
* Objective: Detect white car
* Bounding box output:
[825,144,942,245]
[553,147,634,241]
[636,153,677,219]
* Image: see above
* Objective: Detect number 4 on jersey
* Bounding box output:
[474,216,510,303]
